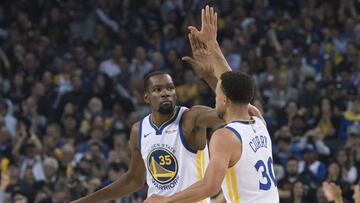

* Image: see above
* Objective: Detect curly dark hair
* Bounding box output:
[220,71,255,104]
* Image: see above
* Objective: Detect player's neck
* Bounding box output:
[151,109,176,128]
[224,104,251,123]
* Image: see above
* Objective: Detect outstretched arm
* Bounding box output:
[144,128,239,203]
[182,33,217,91]
[183,6,231,91]
[184,5,265,121]
[70,122,146,203]
[189,6,232,80]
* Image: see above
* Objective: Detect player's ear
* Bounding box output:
[144,92,150,104]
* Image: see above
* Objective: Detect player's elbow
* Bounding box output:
[127,172,146,190]
[132,178,145,189]
[204,185,221,197]
[202,179,221,197]
[133,176,146,189]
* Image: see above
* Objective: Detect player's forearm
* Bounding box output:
[71,173,143,203]
[166,180,218,203]
[201,74,218,92]
[208,41,232,79]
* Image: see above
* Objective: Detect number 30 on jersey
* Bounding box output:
[254,157,277,190]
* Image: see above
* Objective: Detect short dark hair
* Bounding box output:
[143,70,170,91]
[220,71,255,104]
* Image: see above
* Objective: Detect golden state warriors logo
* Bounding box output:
[147,147,179,187]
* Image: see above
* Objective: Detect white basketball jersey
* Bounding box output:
[139,106,210,203]
[221,117,279,203]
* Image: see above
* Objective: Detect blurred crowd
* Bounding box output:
[0,0,359,202]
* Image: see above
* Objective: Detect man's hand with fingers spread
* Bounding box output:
[187,5,231,80]
[182,33,213,78]
[188,5,217,45]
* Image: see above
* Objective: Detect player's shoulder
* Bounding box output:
[183,105,212,118]
[188,105,212,111]
[183,105,212,113]
[212,127,238,142]
[210,127,242,151]
[130,112,152,132]
[129,121,142,149]
[131,121,141,134]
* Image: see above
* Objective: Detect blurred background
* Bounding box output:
[0,0,359,202]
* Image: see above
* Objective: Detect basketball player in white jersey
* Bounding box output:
[69,11,239,200]
[145,5,279,203]
[69,69,225,203]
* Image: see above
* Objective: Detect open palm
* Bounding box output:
[189,5,217,44]
[182,33,213,77]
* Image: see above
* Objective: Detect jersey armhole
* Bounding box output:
[224,126,243,168]
[138,118,144,149]
[224,126,243,144]
[179,110,197,154]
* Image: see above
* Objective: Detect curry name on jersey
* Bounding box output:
[221,117,279,203]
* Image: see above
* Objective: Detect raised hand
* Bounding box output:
[322,182,343,203]
[182,33,213,78]
[189,5,217,45]
[187,4,231,82]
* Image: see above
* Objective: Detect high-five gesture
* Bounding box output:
[182,33,213,77]
[182,33,217,90]
[189,5,217,45]
[188,5,231,81]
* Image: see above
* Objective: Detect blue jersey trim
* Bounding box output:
[149,107,180,135]
[230,118,255,125]
[224,126,243,144]
[138,118,144,149]
[179,110,197,154]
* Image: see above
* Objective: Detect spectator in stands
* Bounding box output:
[325,161,352,200]
[99,45,123,79]
[299,144,327,185]
[335,148,358,184]
[130,46,153,76]
[290,181,308,203]
[176,70,199,106]
[340,97,360,139]
[278,157,304,203]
